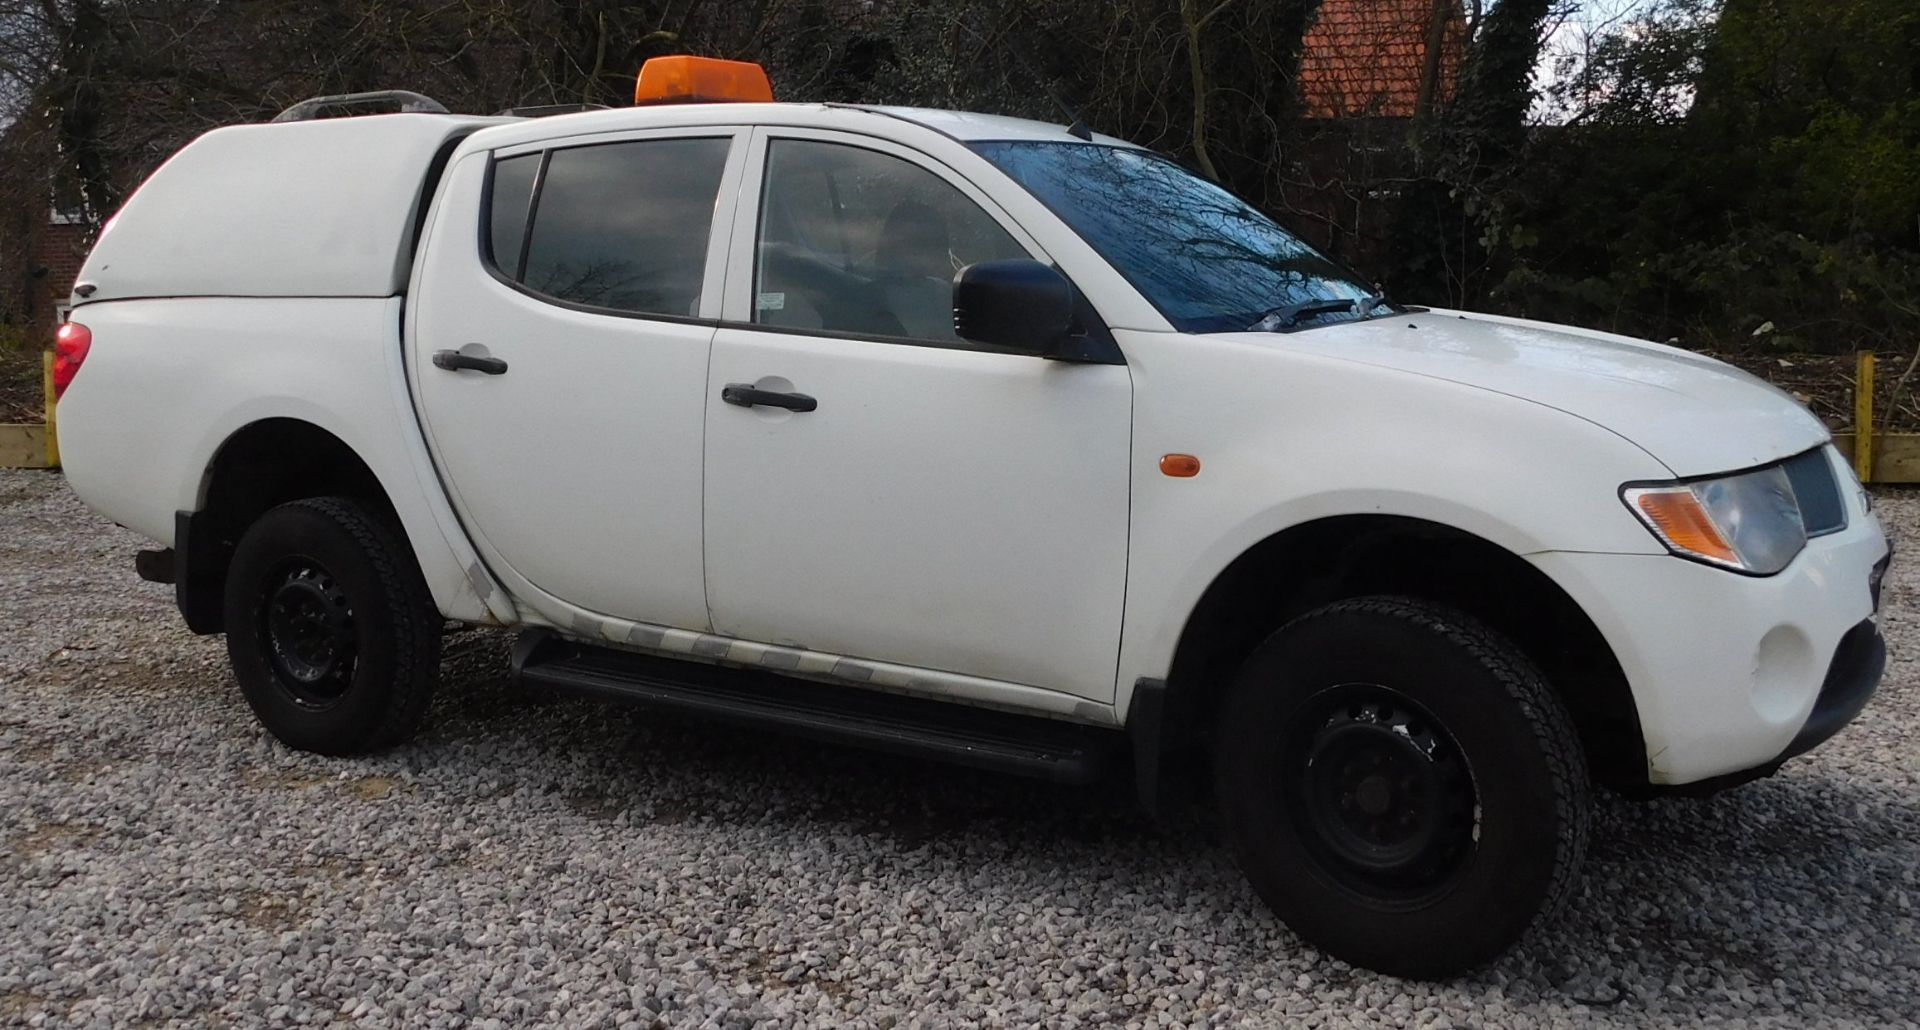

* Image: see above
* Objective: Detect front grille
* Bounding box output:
[1783,447,1847,537]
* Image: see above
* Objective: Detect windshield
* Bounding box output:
[970,141,1387,334]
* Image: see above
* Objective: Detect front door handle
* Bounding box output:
[432,349,508,375]
[721,383,817,412]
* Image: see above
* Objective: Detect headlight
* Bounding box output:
[1623,464,1806,574]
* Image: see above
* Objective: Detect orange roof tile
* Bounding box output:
[1298,0,1466,119]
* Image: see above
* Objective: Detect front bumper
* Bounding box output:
[1656,615,1887,795]
[1531,509,1890,787]
[1779,616,1886,762]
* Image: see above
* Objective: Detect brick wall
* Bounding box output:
[5,218,92,332]
[36,221,91,322]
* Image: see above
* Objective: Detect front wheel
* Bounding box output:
[223,497,441,755]
[1214,596,1590,979]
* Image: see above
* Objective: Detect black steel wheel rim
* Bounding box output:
[1284,684,1478,905]
[257,558,358,708]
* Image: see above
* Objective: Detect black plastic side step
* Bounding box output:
[513,631,1121,783]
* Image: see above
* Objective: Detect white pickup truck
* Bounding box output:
[55,58,1889,978]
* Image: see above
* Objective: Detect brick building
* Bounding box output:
[1283,0,1467,262]
[3,208,90,333]
[33,218,91,325]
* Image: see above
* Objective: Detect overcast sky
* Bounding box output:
[1535,0,1668,116]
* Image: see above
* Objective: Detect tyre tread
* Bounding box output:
[1291,596,1592,928]
[231,496,440,754]
[295,496,439,752]
[1215,594,1593,977]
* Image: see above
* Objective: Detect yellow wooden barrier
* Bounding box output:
[0,349,58,469]
[43,350,58,468]
[1854,351,1875,483]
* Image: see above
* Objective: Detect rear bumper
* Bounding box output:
[1531,505,1889,787]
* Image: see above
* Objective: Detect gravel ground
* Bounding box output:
[2,469,1917,1029]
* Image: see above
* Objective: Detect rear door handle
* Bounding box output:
[432,349,508,375]
[721,383,817,412]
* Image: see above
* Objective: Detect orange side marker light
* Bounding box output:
[1161,454,1202,478]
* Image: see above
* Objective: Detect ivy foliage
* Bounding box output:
[1410,0,1920,352]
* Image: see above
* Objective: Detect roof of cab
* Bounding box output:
[859,107,1137,148]
[459,101,1137,152]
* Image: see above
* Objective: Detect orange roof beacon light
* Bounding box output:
[633,56,774,106]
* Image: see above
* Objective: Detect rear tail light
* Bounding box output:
[52,321,91,399]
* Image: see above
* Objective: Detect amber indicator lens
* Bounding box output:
[1161,454,1202,478]
[1629,488,1738,565]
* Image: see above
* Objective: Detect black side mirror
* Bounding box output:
[952,259,1076,356]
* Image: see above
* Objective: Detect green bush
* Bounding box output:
[0,323,43,355]
[1374,0,1919,356]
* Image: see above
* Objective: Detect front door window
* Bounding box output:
[752,139,1028,344]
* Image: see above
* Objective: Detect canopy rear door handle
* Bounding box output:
[432,349,508,375]
[721,384,817,412]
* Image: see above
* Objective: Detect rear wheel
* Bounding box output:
[223,497,440,754]
[1214,596,1589,979]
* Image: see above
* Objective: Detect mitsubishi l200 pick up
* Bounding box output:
[53,57,1890,978]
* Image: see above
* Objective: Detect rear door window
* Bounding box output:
[499,137,731,318]
[486,153,539,277]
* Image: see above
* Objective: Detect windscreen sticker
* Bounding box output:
[756,292,786,312]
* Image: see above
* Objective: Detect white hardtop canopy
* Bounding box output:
[77,114,508,304]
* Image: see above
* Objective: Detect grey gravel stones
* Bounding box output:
[3,469,1917,1027]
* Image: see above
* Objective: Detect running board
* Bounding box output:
[512,631,1121,783]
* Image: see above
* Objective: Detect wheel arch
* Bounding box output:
[197,417,391,517]
[176,417,493,633]
[1157,513,1647,791]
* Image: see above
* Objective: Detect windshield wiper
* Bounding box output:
[1247,293,1396,332]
